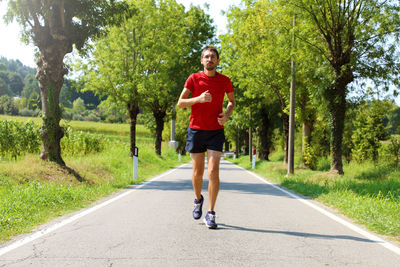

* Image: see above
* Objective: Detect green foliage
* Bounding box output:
[230,155,400,242]
[0,95,19,115]
[302,137,316,169]
[72,97,86,114]
[0,76,12,96]
[7,72,24,95]
[385,101,400,134]
[164,106,191,153]
[352,101,390,162]
[61,127,108,156]
[0,57,35,80]
[0,119,110,159]
[96,98,127,123]
[316,157,331,171]
[0,120,41,159]
[379,135,400,167]
[79,0,215,155]
[27,91,40,110]
[3,0,129,50]
[389,136,400,167]
[21,74,40,99]
[0,118,189,241]
[3,0,129,164]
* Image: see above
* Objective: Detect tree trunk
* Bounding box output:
[128,102,140,157]
[244,130,249,155]
[153,109,166,156]
[329,98,345,174]
[235,126,240,158]
[260,107,273,161]
[37,45,70,165]
[326,69,352,175]
[224,141,229,152]
[249,111,252,163]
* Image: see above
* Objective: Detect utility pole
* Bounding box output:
[288,15,296,175]
[249,110,252,163]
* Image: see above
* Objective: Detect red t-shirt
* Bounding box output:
[184,71,234,130]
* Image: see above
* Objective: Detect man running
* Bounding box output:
[177,46,236,229]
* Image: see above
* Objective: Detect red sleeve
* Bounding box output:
[225,78,234,93]
[184,74,194,91]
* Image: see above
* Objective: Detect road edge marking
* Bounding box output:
[0,163,189,257]
[229,162,400,256]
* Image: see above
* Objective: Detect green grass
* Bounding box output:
[0,115,189,242]
[229,154,400,243]
[0,114,151,138]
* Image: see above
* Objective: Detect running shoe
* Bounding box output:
[203,211,217,229]
[193,195,204,220]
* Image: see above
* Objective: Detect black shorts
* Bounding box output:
[185,128,225,153]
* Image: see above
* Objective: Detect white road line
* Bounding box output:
[0,164,189,257]
[230,162,400,256]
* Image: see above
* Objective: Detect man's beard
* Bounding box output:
[205,65,216,71]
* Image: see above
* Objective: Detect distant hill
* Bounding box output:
[0,57,35,80]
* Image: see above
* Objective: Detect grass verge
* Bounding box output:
[0,116,189,242]
[229,154,400,244]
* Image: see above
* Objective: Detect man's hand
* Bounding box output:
[198,90,212,103]
[218,112,228,126]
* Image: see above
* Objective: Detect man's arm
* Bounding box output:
[218,92,236,126]
[177,88,212,109]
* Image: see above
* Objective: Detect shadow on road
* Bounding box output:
[217,223,378,243]
[127,180,293,198]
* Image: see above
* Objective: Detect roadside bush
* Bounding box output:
[0,120,108,159]
[352,101,390,163]
[379,136,400,167]
[0,120,41,159]
[303,138,317,170]
[61,127,108,156]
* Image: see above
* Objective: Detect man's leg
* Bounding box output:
[191,152,205,200]
[207,149,222,211]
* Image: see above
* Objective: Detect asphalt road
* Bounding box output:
[0,159,399,266]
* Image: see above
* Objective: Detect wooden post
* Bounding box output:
[288,15,296,175]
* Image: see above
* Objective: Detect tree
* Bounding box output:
[222,1,313,163]
[80,0,214,156]
[28,91,40,110]
[0,95,18,115]
[138,0,215,155]
[8,72,24,95]
[0,77,12,96]
[3,0,127,165]
[352,100,390,162]
[21,73,40,98]
[284,0,400,174]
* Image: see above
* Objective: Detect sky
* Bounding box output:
[0,0,241,68]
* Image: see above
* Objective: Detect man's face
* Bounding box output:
[201,50,220,71]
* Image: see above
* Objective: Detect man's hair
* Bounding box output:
[201,46,219,59]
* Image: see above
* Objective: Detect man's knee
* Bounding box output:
[208,167,219,179]
[193,169,204,178]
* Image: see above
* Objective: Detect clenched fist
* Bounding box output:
[199,90,212,103]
